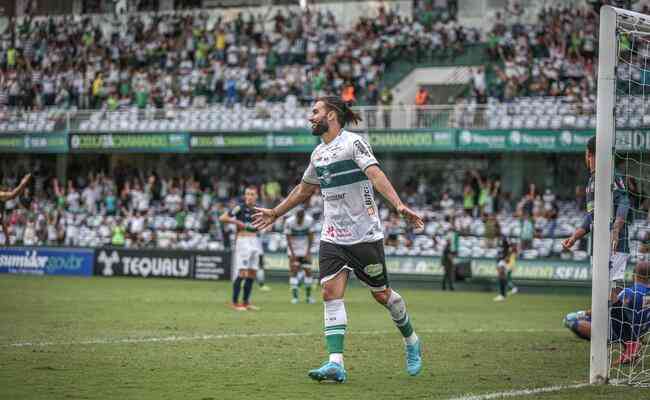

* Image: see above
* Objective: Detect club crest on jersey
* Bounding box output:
[364,263,383,277]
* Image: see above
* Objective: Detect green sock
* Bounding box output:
[292,287,298,300]
[305,285,311,299]
[395,315,414,338]
[325,324,346,353]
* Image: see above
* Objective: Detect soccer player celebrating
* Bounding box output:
[253,96,424,383]
[220,186,264,311]
[284,206,316,304]
[562,136,631,294]
[564,261,650,365]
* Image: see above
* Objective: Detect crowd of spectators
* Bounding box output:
[2,160,647,263]
[0,2,481,114]
[476,1,650,105]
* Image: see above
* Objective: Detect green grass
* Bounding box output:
[0,275,646,399]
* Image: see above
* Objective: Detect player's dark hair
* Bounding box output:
[317,96,362,127]
[587,136,596,156]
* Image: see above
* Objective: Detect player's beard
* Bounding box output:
[311,119,328,136]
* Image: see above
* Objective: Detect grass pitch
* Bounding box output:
[0,275,646,399]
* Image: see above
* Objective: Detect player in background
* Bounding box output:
[562,136,631,296]
[564,261,650,365]
[257,254,271,291]
[220,186,264,311]
[284,206,316,304]
[562,136,631,347]
[253,96,424,383]
[505,242,518,295]
[494,234,511,302]
[441,216,458,291]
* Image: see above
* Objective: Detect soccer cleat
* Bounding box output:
[509,287,519,295]
[493,295,505,302]
[614,341,642,366]
[307,297,316,304]
[230,303,247,311]
[405,339,422,376]
[307,361,347,383]
[291,298,299,304]
[244,303,261,311]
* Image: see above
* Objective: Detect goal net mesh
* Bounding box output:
[608,8,650,387]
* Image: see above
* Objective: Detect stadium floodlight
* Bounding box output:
[592,5,650,387]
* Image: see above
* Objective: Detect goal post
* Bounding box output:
[592,5,650,386]
[591,5,617,385]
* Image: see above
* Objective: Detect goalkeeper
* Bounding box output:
[564,261,650,365]
[562,136,631,295]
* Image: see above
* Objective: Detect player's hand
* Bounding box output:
[561,237,575,251]
[252,207,278,232]
[397,204,424,230]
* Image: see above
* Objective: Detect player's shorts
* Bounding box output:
[319,240,389,291]
[234,236,263,271]
[609,305,646,342]
[609,252,629,282]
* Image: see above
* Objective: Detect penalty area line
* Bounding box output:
[3,328,565,348]
[444,383,590,400]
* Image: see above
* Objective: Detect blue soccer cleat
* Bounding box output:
[406,339,422,376]
[307,361,347,383]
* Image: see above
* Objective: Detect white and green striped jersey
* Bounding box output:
[283,214,314,257]
[302,130,383,245]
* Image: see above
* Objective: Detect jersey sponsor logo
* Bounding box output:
[325,225,352,238]
[353,140,371,158]
[361,183,375,216]
[364,263,384,277]
[324,193,346,202]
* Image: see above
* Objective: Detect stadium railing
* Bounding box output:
[0,98,613,133]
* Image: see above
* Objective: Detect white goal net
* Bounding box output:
[593,5,650,387]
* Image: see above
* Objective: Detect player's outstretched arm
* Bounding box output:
[219,212,245,230]
[253,181,318,231]
[0,174,31,202]
[562,227,587,250]
[364,165,423,229]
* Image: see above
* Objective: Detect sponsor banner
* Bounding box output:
[366,130,456,152]
[264,252,599,281]
[0,247,94,276]
[194,252,231,281]
[457,130,508,150]
[190,132,317,153]
[0,133,68,153]
[615,129,650,152]
[70,133,189,153]
[95,248,194,278]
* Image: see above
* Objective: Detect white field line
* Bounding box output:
[445,383,590,400]
[2,328,565,348]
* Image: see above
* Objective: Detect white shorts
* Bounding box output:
[234,236,263,272]
[609,252,629,282]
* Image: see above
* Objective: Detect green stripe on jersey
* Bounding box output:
[320,171,368,189]
[315,159,359,176]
